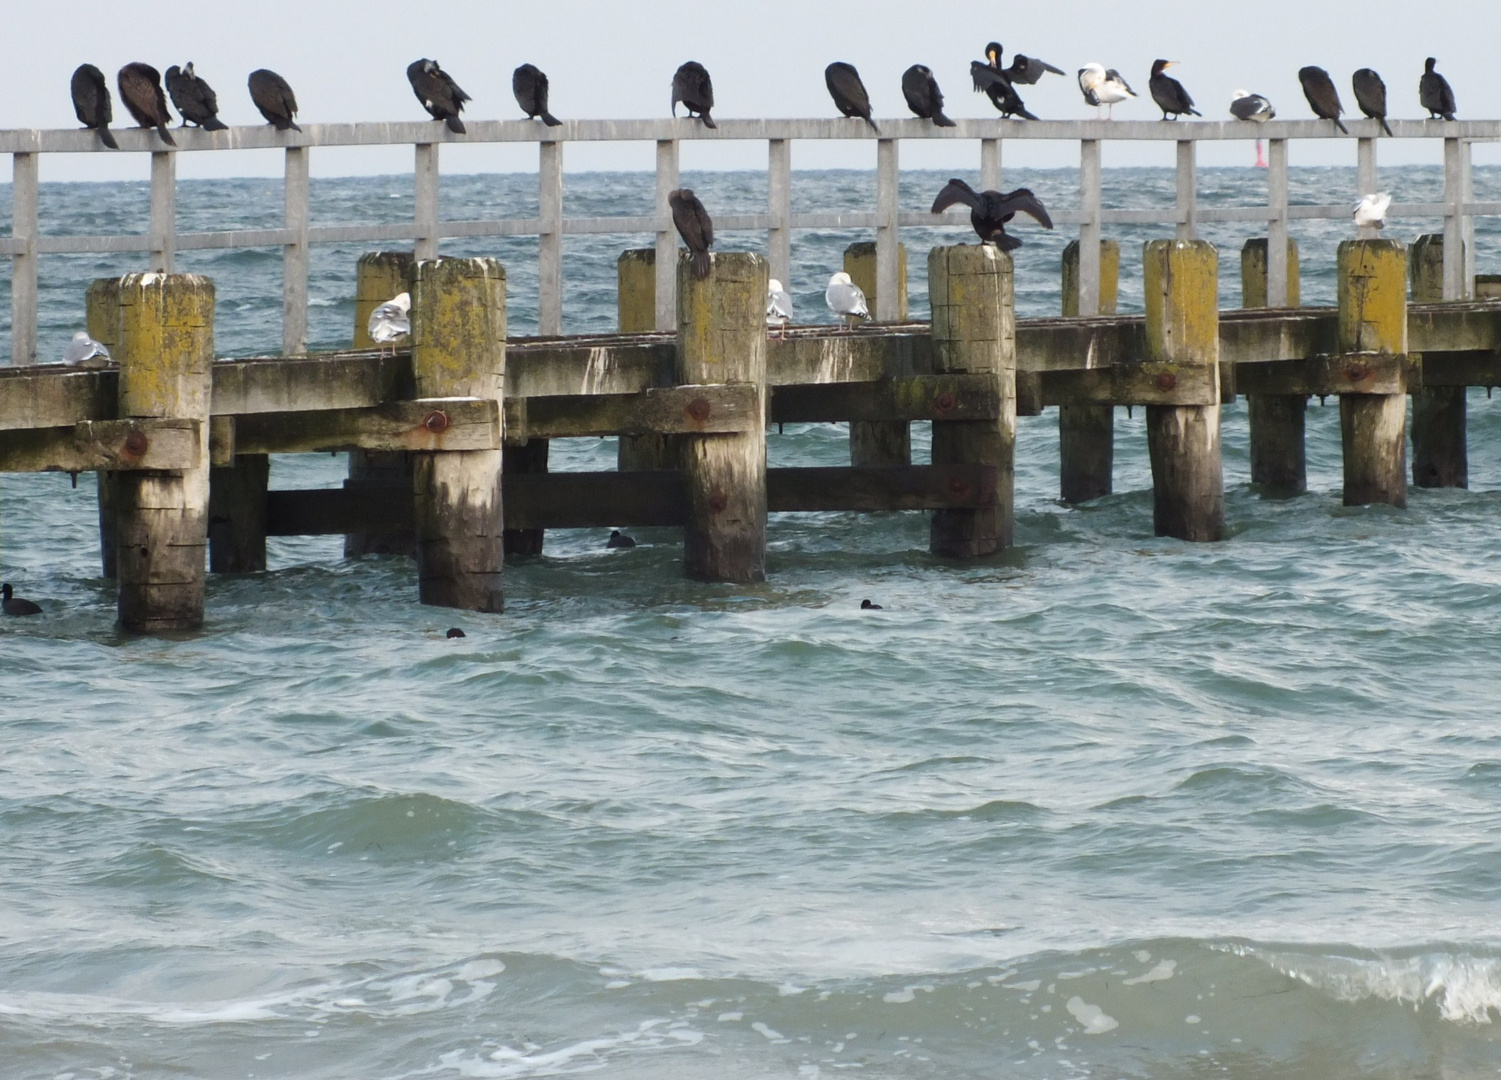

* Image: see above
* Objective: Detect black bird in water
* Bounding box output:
[860,599,883,610]
[971,43,1038,120]
[607,530,637,549]
[672,61,715,128]
[117,63,176,146]
[248,69,300,131]
[2,583,41,617]
[1352,69,1393,136]
[408,59,469,134]
[668,188,713,279]
[1299,66,1348,133]
[1149,60,1200,119]
[901,64,955,126]
[445,627,466,639]
[70,64,118,149]
[825,62,878,131]
[931,178,1053,251]
[513,64,562,126]
[165,63,228,131]
[1420,57,1457,121]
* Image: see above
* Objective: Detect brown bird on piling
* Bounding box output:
[668,188,713,279]
[1299,66,1348,133]
[408,59,469,134]
[249,69,300,131]
[166,63,228,131]
[70,64,118,149]
[1149,60,1200,119]
[1420,57,1457,121]
[1352,69,1393,136]
[672,61,715,128]
[117,63,176,146]
[825,61,878,131]
[513,64,562,125]
[902,64,955,126]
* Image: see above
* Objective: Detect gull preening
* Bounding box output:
[1078,63,1136,119]
[1230,91,1275,167]
[825,272,869,332]
[767,279,793,337]
[1353,193,1392,230]
[368,292,411,356]
[63,331,111,367]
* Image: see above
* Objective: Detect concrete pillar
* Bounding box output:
[1409,233,1467,488]
[675,251,768,583]
[845,241,911,468]
[617,248,679,471]
[1059,239,1120,503]
[114,273,215,631]
[86,277,122,578]
[928,244,1016,556]
[1338,240,1408,507]
[1241,237,1307,495]
[409,258,507,611]
[1143,240,1224,542]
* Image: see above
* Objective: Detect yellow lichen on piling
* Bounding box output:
[1062,240,1121,317]
[843,242,908,322]
[410,258,507,399]
[617,250,656,333]
[1144,240,1219,366]
[117,273,214,420]
[1239,238,1301,309]
[1338,240,1408,355]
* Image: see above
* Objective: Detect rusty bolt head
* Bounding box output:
[687,397,712,423]
[708,491,729,513]
[1345,363,1369,383]
[1155,372,1177,392]
[423,410,450,433]
[123,430,149,457]
[948,476,969,495]
[935,391,956,413]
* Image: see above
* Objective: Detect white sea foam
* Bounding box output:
[1065,996,1119,1035]
[1248,948,1501,1025]
[1124,959,1177,985]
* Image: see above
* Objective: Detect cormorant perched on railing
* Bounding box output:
[901,65,955,127]
[672,62,715,128]
[972,43,1038,120]
[1149,60,1200,120]
[70,64,118,149]
[117,63,175,146]
[1078,63,1137,119]
[668,188,713,279]
[166,63,228,131]
[1298,67,1348,133]
[1352,69,1393,136]
[248,69,300,132]
[931,178,1053,251]
[825,62,878,132]
[1420,57,1457,121]
[408,59,469,134]
[513,64,561,126]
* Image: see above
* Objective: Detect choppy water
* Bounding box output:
[2,167,1501,1079]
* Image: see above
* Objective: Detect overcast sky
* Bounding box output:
[12,0,1501,183]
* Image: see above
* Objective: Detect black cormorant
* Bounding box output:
[901,65,955,126]
[1420,57,1456,121]
[1299,66,1348,133]
[248,69,300,131]
[860,599,883,610]
[668,188,713,279]
[1352,69,1393,136]
[2,583,41,616]
[931,178,1053,251]
[672,62,715,128]
[971,43,1038,120]
[1149,60,1200,120]
[825,62,878,131]
[165,63,228,131]
[117,63,176,146]
[999,48,1065,86]
[70,64,118,149]
[513,64,561,126]
[408,59,469,134]
[607,530,637,548]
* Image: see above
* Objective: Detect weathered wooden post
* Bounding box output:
[845,240,911,467]
[208,453,269,573]
[1338,240,1408,507]
[86,277,122,578]
[347,251,416,557]
[114,273,214,631]
[617,248,678,472]
[409,257,506,611]
[1409,233,1467,488]
[1059,239,1119,503]
[676,251,768,582]
[928,244,1015,556]
[1143,240,1223,541]
[1241,237,1307,494]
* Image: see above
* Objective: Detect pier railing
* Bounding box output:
[4,117,1499,363]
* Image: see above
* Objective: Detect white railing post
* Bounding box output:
[654,138,679,331]
[875,137,899,321]
[1266,138,1289,307]
[150,150,176,272]
[1442,137,1464,300]
[282,146,309,355]
[767,138,791,288]
[1078,139,1102,318]
[538,136,564,335]
[980,137,1001,192]
[1356,137,1379,241]
[1175,139,1195,241]
[414,142,439,262]
[1462,139,1476,298]
[11,152,38,365]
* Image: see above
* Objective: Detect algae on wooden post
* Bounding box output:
[1338,239,1409,507]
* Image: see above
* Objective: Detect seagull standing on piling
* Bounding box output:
[901,65,955,126]
[1230,91,1274,167]
[1078,63,1137,119]
[1353,69,1393,136]
[1149,60,1200,120]
[767,279,793,337]
[63,331,111,366]
[972,43,1039,120]
[825,62,879,132]
[249,69,300,131]
[70,64,118,149]
[513,64,562,125]
[117,63,176,146]
[368,293,411,357]
[408,59,469,134]
[931,178,1053,251]
[1298,67,1348,133]
[1354,192,1392,230]
[825,272,869,332]
[165,63,228,130]
[668,189,714,279]
[672,62,716,128]
[1420,57,1457,120]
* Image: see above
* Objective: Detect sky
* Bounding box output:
[9,0,1501,183]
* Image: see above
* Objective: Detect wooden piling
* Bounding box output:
[86,277,122,577]
[1409,233,1467,488]
[675,251,768,583]
[1241,237,1307,495]
[617,248,679,472]
[208,453,269,573]
[845,241,911,468]
[1143,240,1223,542]
[347,251,416,557]
[1337,239,1408,508]
[114,273,215,631]
[928,244,1015,556]
[1059,239,1120,503]
[409,257,506,611]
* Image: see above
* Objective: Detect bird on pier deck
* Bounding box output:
[825,62,878,132]
[368,293,411,357]
[1420,57,1457,121]
[1353,192,1392,230]
[901,65,955,127]
[513,64,562,126]
[2,583,42,617]
[1299,66,1348,133]
[248,69,300,131]
[825,272,869,332]
[1230,91,1274,167]
[972,43,1038,120]
[672,61,716,128]
[1353,69,1393,136]
[767,279,793,337]
[70,64,118,149]
[408,59,469,134]
[668,188,714,279]
[63,331,111,366]
[1149,60,1200,120]
[166,63,228,131]
[117,63,176,146]
[931,178,1053,251]
[1078,63,1136,119]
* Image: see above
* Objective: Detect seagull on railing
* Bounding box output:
[1230,91,1274,167]
[767,279,793,337]
[368,293,411,356]
[63,331,111,367]
[513,64,562,126]
[826,272,869,332]
[70,64,118,149]
[1353,69,1393,136]
[931,178,1053,251]
[1353,192,1392,230]
[408,59,470,134]
[1078,63,1137,119]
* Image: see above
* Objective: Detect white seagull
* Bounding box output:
[1353,192,1392,230]
[767,278,793,337]
[367,292,411,356]
[1079,63,1137,119]
[1230,91,1275,167]
[825,272,869,332]
[62,331,111,366]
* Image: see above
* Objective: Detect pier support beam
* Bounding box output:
[114,273,215,632]
[1143,240,1223,541]
[409,257,506,611]
[208,453,269,573]
[617,248,679,472]
[1059,239,1120,503]
[845,241,911,468]
[676,251,768,582]
[928,244,1015,556]
[1409,233,1467,488]
[86,277,122,578]
[1338,240,1408,508]
[1242,237,1307,495]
